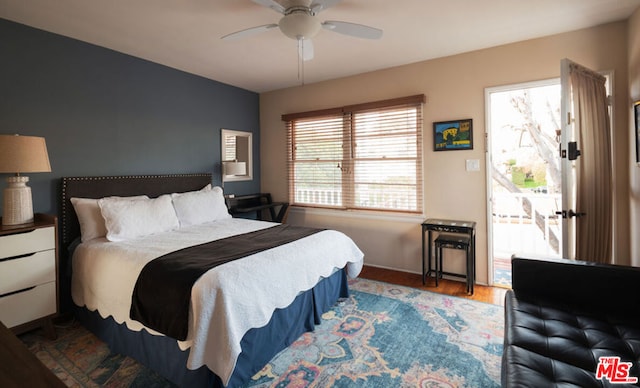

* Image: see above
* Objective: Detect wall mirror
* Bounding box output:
[221,129,253,182]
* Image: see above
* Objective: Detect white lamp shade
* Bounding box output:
[223,161,247,176]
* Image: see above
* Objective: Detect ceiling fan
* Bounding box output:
[221,0,383,61]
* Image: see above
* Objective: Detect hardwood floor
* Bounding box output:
[358,265,509,306]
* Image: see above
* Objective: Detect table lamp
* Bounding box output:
[222,160,247,177]
[0,134,51,226]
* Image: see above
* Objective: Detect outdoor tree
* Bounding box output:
[492,89,561,253]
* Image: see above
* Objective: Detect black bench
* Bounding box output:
[502,256,640,387]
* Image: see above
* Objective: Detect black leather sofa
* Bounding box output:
[502,256,640,387]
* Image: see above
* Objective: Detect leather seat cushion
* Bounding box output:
[503,291,640,387]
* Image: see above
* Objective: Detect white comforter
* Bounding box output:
[71,218,364,386]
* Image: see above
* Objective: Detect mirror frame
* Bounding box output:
[221,129,253,182]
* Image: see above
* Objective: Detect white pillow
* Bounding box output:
[171,186,231,227]
[70,195,148,242]
[99,195,179,242]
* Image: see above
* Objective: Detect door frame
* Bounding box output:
[484,77,560,286]
[485,68,615,285]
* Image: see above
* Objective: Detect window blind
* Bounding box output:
[284,95,424,213]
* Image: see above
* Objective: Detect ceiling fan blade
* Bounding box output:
[322,20,383,40]
[298,38,314,61]
[251,0,286,14]
[310,0,342,14]
[221,24,279,40]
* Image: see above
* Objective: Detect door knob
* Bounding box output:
[568,209,586,218]
[555,210,586,219]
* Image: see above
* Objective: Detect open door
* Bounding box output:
[559,59,578,259]
[559,58,613,262]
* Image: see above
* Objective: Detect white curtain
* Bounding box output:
[570,63,613,263]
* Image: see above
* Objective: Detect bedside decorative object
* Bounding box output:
[0,214,58,338]
[0,134,51,225]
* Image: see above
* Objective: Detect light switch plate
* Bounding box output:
[466,159,480,171]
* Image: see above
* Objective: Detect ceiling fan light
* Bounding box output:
[279,13,321,40]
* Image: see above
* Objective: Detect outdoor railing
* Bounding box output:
[295,189,342,206]
[294,188,417,210]
[492,191,562,257]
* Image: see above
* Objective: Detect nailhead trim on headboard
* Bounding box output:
[61,173,212,247]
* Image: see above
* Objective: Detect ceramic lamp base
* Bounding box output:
[2,175,34,226]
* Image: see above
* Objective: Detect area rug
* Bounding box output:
[20,322,173,388]
[20,278,504,387]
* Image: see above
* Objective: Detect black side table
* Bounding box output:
[421,218,476,291]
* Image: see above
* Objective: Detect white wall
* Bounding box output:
[260,21,632,284]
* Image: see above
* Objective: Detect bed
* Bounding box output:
[60,173,364,387]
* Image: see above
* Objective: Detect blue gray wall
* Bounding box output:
[0,18,260,218]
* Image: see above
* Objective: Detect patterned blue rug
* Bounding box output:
[248,278,504,387]
[22,278,503,387]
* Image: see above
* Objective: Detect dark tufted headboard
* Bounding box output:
[60,173,212,248]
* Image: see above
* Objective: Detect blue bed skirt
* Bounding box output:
[76,269,349,387]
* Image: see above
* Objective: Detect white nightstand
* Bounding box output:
[0,214,58,338]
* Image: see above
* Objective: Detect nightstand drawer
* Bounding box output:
[0,250,56,296]
[0,226,55,259]
[0,282,56,329]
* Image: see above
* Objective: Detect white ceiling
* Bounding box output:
[1,0,639,93]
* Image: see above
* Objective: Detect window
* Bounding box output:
[284,95,424,213]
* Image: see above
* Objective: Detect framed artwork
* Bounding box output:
[635,101,640,163]
[433,118,473,151]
